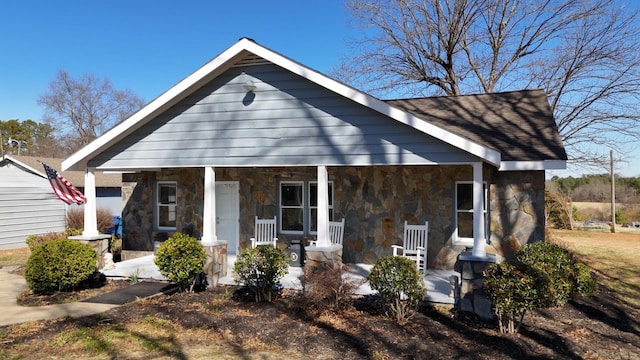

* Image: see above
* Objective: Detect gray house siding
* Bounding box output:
[0,164,66,249]
[89,64,477,169]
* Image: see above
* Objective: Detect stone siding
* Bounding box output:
[121,166,545,269]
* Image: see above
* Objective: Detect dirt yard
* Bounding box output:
[1,230,639,359]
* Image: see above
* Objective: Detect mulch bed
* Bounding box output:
[4,274,639,359]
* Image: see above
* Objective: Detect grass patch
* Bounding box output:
[549,229,640,306]
[0,248,30,267]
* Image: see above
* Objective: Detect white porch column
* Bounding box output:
[472,162,486,258]
[201,166,217,245]
[316,165,330,247]
[82,168,99,236]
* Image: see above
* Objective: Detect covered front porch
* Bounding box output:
[101,254,458,305]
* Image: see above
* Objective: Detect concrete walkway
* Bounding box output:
[0,266,119,327]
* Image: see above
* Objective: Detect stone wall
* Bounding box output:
[121,166,545,269]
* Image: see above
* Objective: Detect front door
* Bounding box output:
[215,181,239,254]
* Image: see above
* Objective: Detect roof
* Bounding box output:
[386,90,568,163]
[62,38,565,172]
[1,155,122,187]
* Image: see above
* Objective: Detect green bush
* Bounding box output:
[367,256,426,324]
[484,241,597,334]
[154,232,207,292]
[25,229,83,250]
[574,262,596,296]
[484,262,540,334]
[515,242,576,308]
[25,238,97,294]
[232,245,289,302]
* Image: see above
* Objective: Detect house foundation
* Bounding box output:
[304,245,343,270]
[202,242,228,287]
[454,251,497,320]
[70,235,112,269]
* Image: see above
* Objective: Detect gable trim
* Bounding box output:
[1,155,46,178]
[63,38,500,171]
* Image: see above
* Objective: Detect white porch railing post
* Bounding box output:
[202,166,217,245]
[472,162,486,257]
[82,168,99,236]
[316,165,330,247]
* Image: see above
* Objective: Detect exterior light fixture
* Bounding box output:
[241,72,257,92]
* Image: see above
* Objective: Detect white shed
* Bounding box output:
[0,155,66,249]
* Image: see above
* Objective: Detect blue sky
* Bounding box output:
[1,1,637,178]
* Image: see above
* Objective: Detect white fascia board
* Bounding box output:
[499,160,567,171]
[1,155,46,178]
[243,40,501,166]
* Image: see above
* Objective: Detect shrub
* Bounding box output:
[26,229,83,250]
[484,241,597,334]
[154,232,207,292]
[574,262,596,296]
[25,238,97,294]
[367,256,426,324]
[484,262,539,334]
[515,242,576,308]
[65,207,115,234]
[232,245,289,302]
[301,263,364,312]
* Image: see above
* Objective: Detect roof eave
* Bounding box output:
[499,160,567,171]
[63,38,502,170]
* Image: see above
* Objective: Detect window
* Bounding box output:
[455,182,488,246]
[280,181,333,234]
[280,181,304,232]
[157,182,177,230]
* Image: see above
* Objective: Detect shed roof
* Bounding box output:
[2,155,121,187]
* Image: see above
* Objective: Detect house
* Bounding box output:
[0,155,122,248]
[62,38,566,269]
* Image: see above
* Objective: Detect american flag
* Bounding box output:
[41,162,87,205]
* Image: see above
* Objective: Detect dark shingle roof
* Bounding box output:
[385,89,567,162]
[7,155,122,187]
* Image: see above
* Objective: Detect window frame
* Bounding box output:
[279,181,305,234]
[279,180,334,235]
[156,181,177,231]
[454,181,488,246]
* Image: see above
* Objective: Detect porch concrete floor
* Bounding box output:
[101,255,457,305]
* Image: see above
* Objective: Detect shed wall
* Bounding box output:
[0,164,66,248]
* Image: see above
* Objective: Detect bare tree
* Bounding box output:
[38,70,144,154]
[340,0,640,167]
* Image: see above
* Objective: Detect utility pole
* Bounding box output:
[610,150,616,233]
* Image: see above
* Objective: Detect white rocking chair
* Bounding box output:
[392,221,428,276]
[250,216,278,248]
[309,218,345,246]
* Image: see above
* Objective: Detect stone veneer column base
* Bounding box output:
[202,242,228,287]
[454,251,497,320]
[69,235,112,269]
[304,245,343,270]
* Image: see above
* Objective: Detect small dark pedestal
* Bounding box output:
[454,251,497,320]
[289,240,304,267]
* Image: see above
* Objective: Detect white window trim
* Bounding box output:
[454,181,488,246]
[156,181,177,231]
[280,181,305,235]
[279,180,334,235]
